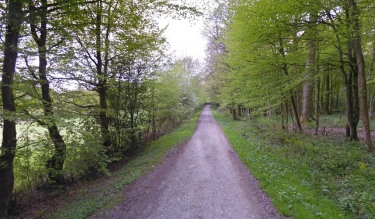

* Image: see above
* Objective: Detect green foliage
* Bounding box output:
[213,110,375,219]
[1,0,205,216]
[51,110,201,219]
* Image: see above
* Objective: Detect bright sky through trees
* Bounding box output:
[158,0,209,61]
[159,16,207,61]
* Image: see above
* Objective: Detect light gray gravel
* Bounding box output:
[94,104,280,219]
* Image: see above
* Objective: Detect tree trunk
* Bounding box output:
[237,105,241,117]
[98,85,111,148]
[281,103,286,130]
[315,77,321,135]
[232,108,237,120]
[290,94,303,132]
[348,0,374,152]
[342,67,359,141]
[278,36,303,132]
[0,0,23,217]
[96,0,111,149]
[301,14,317,123]
[368,41,375,119]
[30,0,67,184]
[323,71,331,114]
[329,11,360,141]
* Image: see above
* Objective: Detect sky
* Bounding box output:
[158,13,207,61]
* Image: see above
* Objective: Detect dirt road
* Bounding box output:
[96,105,279,219]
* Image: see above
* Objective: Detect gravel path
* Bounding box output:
[95,104,279,219]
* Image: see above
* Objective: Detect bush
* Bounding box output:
[213,111,375,219]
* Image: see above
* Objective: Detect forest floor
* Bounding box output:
[92,104,279,219]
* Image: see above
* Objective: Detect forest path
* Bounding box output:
[94,104,279,219]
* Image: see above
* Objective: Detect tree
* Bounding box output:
[71,0,196,152]
[347,0,374,152]
[0,0,24,217]
[25,0,70,184]
[207,0,375,152]
[301,13,318,124]
[203,0,228,103]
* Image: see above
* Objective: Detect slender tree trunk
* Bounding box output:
[285,101,289,129]
[98,85,111,147]
[323,71,331,114]
[281,103,286,130]
[30,0,67,184]
[348,0,374,152]
[369,41,375,119]
[237,105,241,117]
[232,108,237,120]
[315,77,321,135]
[278,36,303,132]
[301,16,317,123]
[343,69,359,141]
[0,0,23,216]
[369,89,375,119]
[95,0,111,149]
[290,94,303,132]
[328,11,360,141]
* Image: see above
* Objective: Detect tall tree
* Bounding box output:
[71,0,198,152]
[0,0,24,217]
[301,13,318,123]
[26,0,68,184]
[347,0,374,152]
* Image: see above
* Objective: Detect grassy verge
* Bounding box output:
[47,111,201,219]
[212,110,375,219]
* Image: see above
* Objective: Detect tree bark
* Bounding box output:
[301,14,317,123]
[98,85,111,148]
[327,9,360,141]
[278,36,303,132]
[315,77,321,135]
[30,0,67,184]
[368,41,375,119]
[348,0,374,152]
[290,94,303,132]
[342,61,359,141]
[95,0,111,149]
[323,71,331,115]
[0,0,23,217]
[237,105,241,117]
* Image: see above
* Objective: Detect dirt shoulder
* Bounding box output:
[93,105,279,219]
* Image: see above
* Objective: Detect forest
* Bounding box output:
[2,0,375,218]
[0,0,207,217]
[205,0,375,151]
[204,0,375,217]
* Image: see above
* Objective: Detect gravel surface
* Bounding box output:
[94,105,279,219]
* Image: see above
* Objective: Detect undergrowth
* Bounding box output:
[212,110,375,219]
[46,111,201,219]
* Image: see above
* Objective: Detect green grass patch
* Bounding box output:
[212,110,375,219]
[50,111,201,219]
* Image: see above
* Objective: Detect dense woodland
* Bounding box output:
[2,0,375,217]
[205,0,375,152]
[0,0,207,217]
[202,1,375,217]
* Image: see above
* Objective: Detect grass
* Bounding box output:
[48,110,201,219]
[212,109,375,219]
[0,121,48,142]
